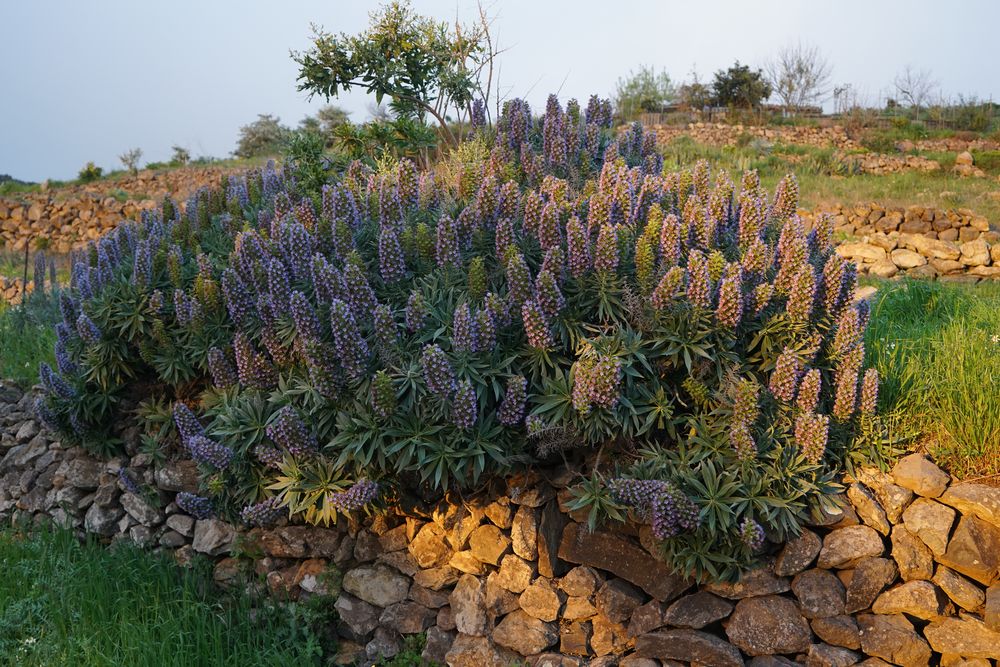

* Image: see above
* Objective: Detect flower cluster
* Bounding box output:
[607,478,700,540]
[328,479,380,512]
[187,435,234,470]
[421,344,455,399]
[453,379,477,430]
[452,304,477,354]
[769,350,802,403]
[266,406,318,457]
[521,300,553,349]
[175,492,214,519]
[795,412,830,463]
[739,517,765,551]
[241,497,285,526]
[572,354,622,415]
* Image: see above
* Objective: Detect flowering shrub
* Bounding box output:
[36,94,881,579]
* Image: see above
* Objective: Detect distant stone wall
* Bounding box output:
[652,123,862,151]
[3,384,1000,664]
[0,167,239,253]
[802,204,1000,281]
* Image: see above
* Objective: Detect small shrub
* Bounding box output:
[38,94,881,581]
[77,162,103,182]
[234,114,291,159]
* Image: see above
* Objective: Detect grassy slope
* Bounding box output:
[0,527,333,666]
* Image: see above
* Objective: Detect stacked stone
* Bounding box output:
[807,203,1000,281]
[3,382,1000,664]
[0,166,239,253]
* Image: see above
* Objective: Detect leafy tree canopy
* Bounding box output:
[712,61,773,109]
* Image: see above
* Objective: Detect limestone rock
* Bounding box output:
[891,453,950,498]
[774,528,822,576]
[564,596,598,621]
[897,233,961,261]
[938,515,1000,585]
[627,599,664,637]
[511,505,538,560]
[62,458,102,489]
[939,483,1000,529]
[519,579,563,622]
[484,572,520,618]
[705,564,789,599]
[791,569,846,619]
[636,629,744,667]
[901,498,955,556]
[846,557,898,613]
[451,574,488,636]
[984,585,1000,631]
[805,643,860,667]
[837,243,886,262]
[120,492,163,526]
[663,591,733,629]
[449,550,486,575]
[558,523,688,601]
[559,566,602,598]
[857,614,932,667]
[342,565,410,607]
[422,626,455,664]
[847,484,890,535]
[153,461,199,492]
[587,612,628,656]
[924,616,1000,660]
[484,496,513,529]
[817,525,884,569]
[412,565,460,591]
[871,580,954,620]
[495,554,534,593]
[379,601,435,634]
[191,519,234,555]
[594,578,644,625]
[84,502,123,536]
[445,634,519,667]
[725,595,811,656]
[933,566,986,612]
[810,615,860,650]
[492,609,558,656]
[335,593,379,640]
[559,621,591,656]
[469,524,510,566]
[890,524,934,581]
[960,238,990,266]
[409,522,452,568]
[890,248,927,269]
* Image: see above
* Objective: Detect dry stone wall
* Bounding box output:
[0,166,239,253]
[801,204,1000,281]
[3,383,1000,665]
[652,123,863,151]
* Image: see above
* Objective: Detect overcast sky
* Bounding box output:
[2,0,997,182]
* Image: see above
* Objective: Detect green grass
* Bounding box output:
[0,526,336,666]
[866,279,1000,478]
[0,296,58,386]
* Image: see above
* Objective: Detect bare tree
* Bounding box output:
[118,148,143,176]
[893,65,937,111]
[765,42,832,113]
